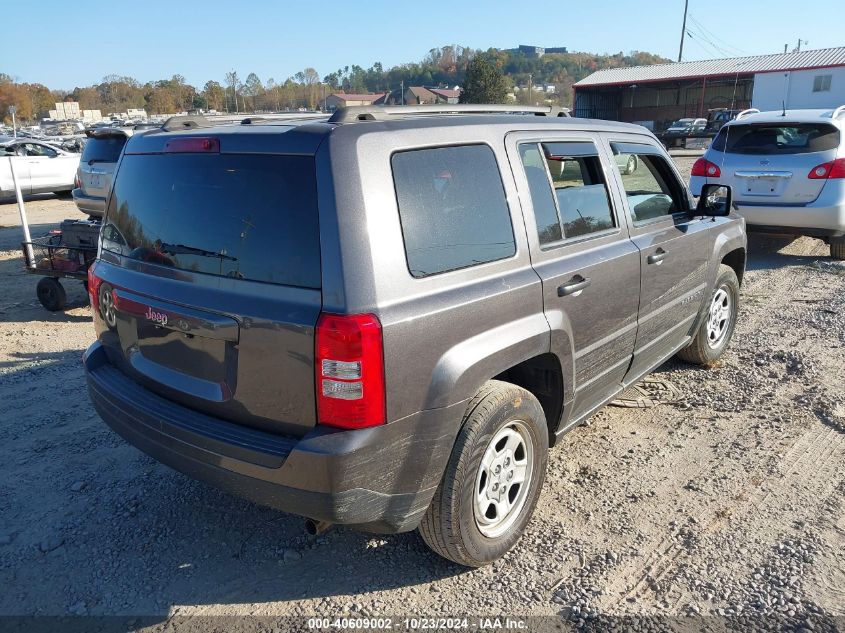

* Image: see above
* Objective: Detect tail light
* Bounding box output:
[163,137,220,153]
[315,313,385,429]
[74,173,81,189]
[87,262,102,312]
[808,158,845,180]
[691,158,721,178]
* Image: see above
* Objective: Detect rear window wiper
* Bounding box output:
[159,242,237,261]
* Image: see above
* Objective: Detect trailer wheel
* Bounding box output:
[37,277,67,311]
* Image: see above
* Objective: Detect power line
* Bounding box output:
[685,29,726,59]
[688,14,749,56]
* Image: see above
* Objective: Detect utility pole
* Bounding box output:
[528,73,533,105]
[400,80,404,105]
[678,0,689,62]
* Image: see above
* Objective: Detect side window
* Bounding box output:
[611,144,688,223]
[392,144,516,278]
[24,143,57,157]
[521,141,616,243]
[518,143,561,244]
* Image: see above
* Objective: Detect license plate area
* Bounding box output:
[744,177,783,197]
[87,174,102,188]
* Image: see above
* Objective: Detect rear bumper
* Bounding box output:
[72,188,105,218]
[84,341,463,533]
[690,176,845,234]
[732,201,845,234]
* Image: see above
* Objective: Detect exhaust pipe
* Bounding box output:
[305,518,332,536]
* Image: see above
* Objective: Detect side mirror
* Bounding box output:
[697,183,732,216]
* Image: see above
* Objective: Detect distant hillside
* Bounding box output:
[1,46,671,121]
[324,46,672,108]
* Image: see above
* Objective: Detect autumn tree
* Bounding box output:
[145,86,178,114]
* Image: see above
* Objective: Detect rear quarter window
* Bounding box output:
[391,144,516,278]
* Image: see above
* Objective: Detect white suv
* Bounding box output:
[690,107,845,259]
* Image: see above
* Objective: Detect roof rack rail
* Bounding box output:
[832,105,845,120]
[161,115,212,131]
[327,104,571,123]
[735,108,760,121]
[239,113,330,125]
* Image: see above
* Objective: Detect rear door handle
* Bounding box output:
[557,275,591,297]
[647,248,667,265]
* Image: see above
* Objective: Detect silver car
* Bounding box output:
[72,128,132,218]
[0,137,80,200]
[690,107,845,259]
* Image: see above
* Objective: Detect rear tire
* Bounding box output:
[36,277,67,311]
[418,380,549,567]
[830,237,845,260]
[677,264,739,365]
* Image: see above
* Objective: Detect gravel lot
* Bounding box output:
[1,156,843,630]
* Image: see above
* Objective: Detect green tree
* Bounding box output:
[243,73,263,111]
[225,70,240,112]
[459,56,508,104]
[202,80,225,111]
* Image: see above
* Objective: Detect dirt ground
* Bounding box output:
[0,157,843,630]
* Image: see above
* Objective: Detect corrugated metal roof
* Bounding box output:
[574,47,845,88]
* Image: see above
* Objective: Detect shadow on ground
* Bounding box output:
[745,233,830,271]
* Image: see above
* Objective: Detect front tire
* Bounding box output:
[418,380,549,567]
[677,264,739,365]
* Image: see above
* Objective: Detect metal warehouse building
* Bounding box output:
[573,47,845,132]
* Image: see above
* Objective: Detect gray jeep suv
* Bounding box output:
[84,106,746,567]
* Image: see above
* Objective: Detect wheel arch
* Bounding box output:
[493,352,566,447]
[721,246,746,286]
[423,313,572,445]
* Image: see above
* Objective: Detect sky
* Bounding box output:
[1,0,841,89]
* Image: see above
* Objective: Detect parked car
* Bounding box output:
[690,106,845,259]
[72,128,132,218]
[84,106,746,567]
[663,117,708,148]
[705,108,743,133]
[0,137,80,200]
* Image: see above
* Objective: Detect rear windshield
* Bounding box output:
[103,153,320,288]
[81,135,127,163]
[712,123,840,155]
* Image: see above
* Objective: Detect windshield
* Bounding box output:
[103,153,321,288]
[712,123,840,155]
